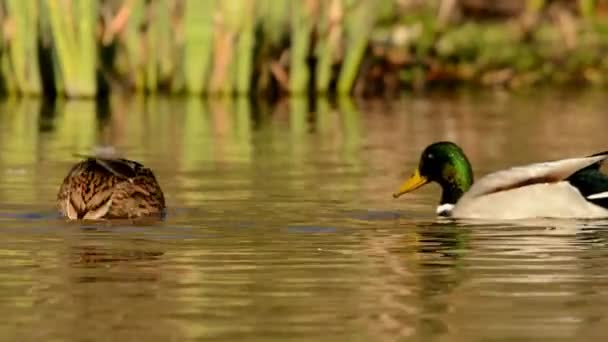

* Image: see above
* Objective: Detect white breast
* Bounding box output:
[436,203,455,216]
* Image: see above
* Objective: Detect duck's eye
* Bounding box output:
[427,153,434,160]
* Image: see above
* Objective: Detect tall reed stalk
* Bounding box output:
[337,0,377,94]
[234,0,255,94]
[45,0,97,97]
[255,0,288,93]
[289,0,318,94]
[315,0,343,93]
[145,0,172,93]
[0,9,16,95]
[258,0,288,45]
[122,0,146,92]
[210,1,237,94]
[183,0,215,94]
[4,0,41,95]
[579,0,596,20]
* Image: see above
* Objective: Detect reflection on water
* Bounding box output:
[0,90,608,340]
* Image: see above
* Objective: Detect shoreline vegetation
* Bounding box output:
[2,0,608,98]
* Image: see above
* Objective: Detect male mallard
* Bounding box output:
[57,156,166,220]
[393,141,608,219]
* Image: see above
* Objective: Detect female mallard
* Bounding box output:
[393,141,608,219]
[57,156,166,220]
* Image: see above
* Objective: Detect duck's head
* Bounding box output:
[393,141,474,215]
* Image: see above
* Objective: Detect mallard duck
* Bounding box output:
[57,156,166,220]
[393,141,608,219]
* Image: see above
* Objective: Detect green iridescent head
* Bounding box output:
[393,141,474,205]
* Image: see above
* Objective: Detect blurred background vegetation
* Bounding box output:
[1,0,608,98]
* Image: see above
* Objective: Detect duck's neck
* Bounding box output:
[438,163,474,205]
[440,184,466,205]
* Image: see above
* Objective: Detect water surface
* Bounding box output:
[0,91,608,341]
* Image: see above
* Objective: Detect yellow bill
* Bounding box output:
[393,168,429,198]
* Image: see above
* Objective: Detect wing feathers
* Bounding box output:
[73,154,140,179]
[459,154,608,202]
[83,198,113,220]
[588,191,608,200]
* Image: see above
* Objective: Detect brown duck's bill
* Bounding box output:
[392,168,429,198]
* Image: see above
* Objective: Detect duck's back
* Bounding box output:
[57,157,165,220]
[451,154,608,219]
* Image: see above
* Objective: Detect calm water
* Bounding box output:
[0,91,608,341]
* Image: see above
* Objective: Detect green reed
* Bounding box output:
[234,0,255,94]
[183,0,215,94]
[121,0,146,92]
[254,0,288,94]
[0,0,603,97]
[315,0,342,93]
[209,1,246,95]
[145,0,172,93]
[337,0,377,94]
[4,0,41,95]
[289,0,317,94]
[45,0,97,97]
[579,0,596,20]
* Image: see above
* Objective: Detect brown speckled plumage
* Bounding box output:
[57,156,166,220]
